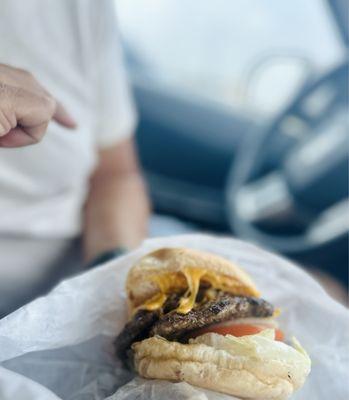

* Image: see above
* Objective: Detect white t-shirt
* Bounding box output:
[0,0,137,238]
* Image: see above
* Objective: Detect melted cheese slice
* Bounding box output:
[140,292,167,311]
[176,268,206,313]
[136,267,259,315]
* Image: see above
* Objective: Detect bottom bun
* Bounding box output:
[132,330,311,400]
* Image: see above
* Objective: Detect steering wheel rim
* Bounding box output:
[226,61,348,254]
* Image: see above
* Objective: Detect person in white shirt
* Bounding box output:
[0,0,150,315]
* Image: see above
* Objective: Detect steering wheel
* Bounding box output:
[226,61,348,255]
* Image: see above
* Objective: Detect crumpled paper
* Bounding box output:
[0,234,348,400]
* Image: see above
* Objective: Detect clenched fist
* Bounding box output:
[0,64,76,148]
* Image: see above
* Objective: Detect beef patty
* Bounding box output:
[114,309,159,360]
[150,294,274,339]
[114,293,181,359]
[114,292,273,359]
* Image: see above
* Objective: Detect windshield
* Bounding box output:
[116,0,345,118]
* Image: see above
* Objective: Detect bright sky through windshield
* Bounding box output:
[115,0,344,116]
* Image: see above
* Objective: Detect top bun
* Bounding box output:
[126,247,260,313]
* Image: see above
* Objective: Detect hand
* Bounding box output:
[0,64,76,148]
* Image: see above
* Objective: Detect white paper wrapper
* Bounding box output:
[0,234,348,400]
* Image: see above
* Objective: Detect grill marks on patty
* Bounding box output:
[114,292,274,360]
[150,294,274,340]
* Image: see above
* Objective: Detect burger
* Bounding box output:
[115,248,311,399]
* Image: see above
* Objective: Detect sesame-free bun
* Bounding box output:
[132,330,311,400]
[126,248,260,312]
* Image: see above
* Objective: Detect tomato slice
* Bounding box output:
[189,324,284,341]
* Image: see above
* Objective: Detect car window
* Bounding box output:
[115,0,345,118]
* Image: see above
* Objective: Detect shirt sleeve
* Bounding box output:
[93,1,137,148]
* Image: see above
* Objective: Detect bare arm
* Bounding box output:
[83,137,150,263]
